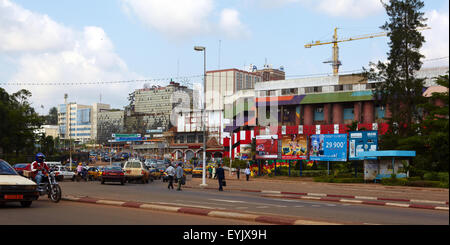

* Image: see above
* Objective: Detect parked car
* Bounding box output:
[100,166,125,185]
[123,160,151,184]
[192,167,203,178]
[53,165,75,181]
[12,163,30,176]
[0,159,39,207]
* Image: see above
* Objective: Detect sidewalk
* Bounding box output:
[185,172,449,205]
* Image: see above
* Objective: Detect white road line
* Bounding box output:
[209,199,246,203]
[355,196,377,200]
[385,202,410,208]
[410,199,448,205]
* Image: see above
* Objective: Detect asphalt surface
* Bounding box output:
[57,176,449,225]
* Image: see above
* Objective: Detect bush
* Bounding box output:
[313,176,365,183]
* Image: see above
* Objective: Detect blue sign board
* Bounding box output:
[114,137,143,142]
[309,134,347,162]
[349,131,378,160]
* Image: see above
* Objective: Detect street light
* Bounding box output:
[194,45,207,188]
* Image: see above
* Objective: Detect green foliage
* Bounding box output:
[0,88,43,156]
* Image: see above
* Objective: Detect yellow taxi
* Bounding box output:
[183,164,193,174]
[192,167,203,178]
[87,167,101,180]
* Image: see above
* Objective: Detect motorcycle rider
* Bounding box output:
[31,153,50,190]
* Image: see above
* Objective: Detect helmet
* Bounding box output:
[35,153,45,163]
[78,163,82,166]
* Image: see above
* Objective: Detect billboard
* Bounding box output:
[349,131,378,160]
[255,135,278,159]
[310,134,347,162]
[281,134,308,160]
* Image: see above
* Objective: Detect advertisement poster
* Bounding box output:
[349,131,378,160]
[255,135,278,159]
[310,134,347,162]
[281,134,308,160]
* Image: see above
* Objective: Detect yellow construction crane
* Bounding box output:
[305,27,431,75]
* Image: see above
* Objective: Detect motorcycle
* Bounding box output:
[37,171,62,203]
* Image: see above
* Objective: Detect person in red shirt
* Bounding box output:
[30,153,50,187]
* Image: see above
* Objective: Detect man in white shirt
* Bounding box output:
[165,164,175,190]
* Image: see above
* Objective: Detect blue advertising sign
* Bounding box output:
[310,134,347,162]
[114,137,143,142]
[349,131,378,160]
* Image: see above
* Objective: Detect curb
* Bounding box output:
[62,195,345,225]
[184,185,449,206]
[260,194,449,211]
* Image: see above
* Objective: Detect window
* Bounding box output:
[343,108,354,120]
[314,106,324,121]
[187,135,196,143]
[334,85,344,91]
[282,88,298,95]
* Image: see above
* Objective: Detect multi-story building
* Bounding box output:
[204,68,262,143]
[125,81,193,133]
[97,109,125,144]
[222,66,449,159]
[57,102,111,143]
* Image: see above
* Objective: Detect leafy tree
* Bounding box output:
[0,88,43,156]
[365,0,427,138]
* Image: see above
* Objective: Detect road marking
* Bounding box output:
[435,206,449,211]
[355,196,377,200]
[307,193,327,197]
[177,200,234,207]
[209,199,246,203]
[411,199,448,205]
[256,206,269,209]
[385,202,410,208]
[340,199,363,204]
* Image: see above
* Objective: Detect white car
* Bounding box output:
[53,165,75,181]
[0,159,39,207]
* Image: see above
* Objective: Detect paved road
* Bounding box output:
[58,179,448,225]
[0,199,263,225]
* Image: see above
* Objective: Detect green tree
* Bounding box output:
[365,0,427,138]
[0,88,43,157]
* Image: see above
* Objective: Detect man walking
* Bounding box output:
[176,163,184,191]
[236,166,240,180]
[244,166,251,181]
[216,163,225,191]
[165,164,175,190]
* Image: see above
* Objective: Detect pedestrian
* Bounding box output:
[176,163,184,191]
[245,166,251,181]
[208,166,212,178]
[166,164,175,190]
[212,166,216,179]
[216,163,225,191]
[236,166,240,180]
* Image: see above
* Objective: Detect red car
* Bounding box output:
[12,163,30,176]
[100,166,125,185]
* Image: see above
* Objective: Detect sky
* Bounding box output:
[0,0,448,115]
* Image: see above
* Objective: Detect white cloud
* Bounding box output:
[121,0,249,40]
[422,9,449,66]
[121,0,214,39]
[219,9,250,39]
[248,0,383,18]
[0,0,140,111]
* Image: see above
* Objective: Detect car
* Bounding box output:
[123,160,151,184]
[149,166,162,179]
[52,165,75,181]
[87,167,101,181]
[183,164,193,174]
[12,163,30,176]
[0,159,39,207]
[100,166,125,185]
[192,167,203,178]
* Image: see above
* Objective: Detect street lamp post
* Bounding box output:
[194,46,207,188]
